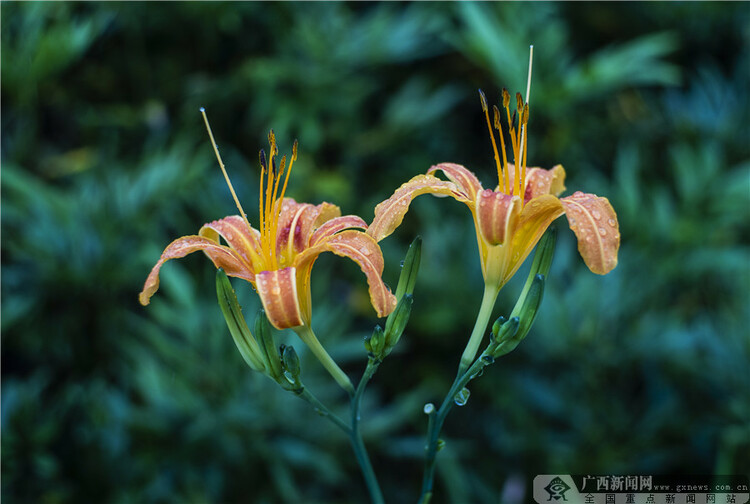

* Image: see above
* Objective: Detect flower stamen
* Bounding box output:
[201,108,264,268]
[256,130,298,271]
[492,104,510,194]
[479,89,505,193]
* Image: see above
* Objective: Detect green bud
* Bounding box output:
[533,227,557,279]
[491,315,507,340]
[515,274,545,342]
[363,334,373,354]
[281,344,301,380]
[255,309,283,379]
[496,316,520,343]
[491,317,521,357]
[383,294,413,352]
[436,439,446,452]
[394,236,422,301]
[509,228,555,321]
[216,269,265,372]
[369,325,385,357]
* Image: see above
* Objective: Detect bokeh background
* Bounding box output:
[2,3,749,503]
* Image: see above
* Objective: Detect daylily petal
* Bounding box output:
[523,164,567,200]
[428,162,483,201]
[255,267,304,329]
[313,202,341,228]
[295,230,397,318]
[560,192,620,274]
[276,200,319,259]
[199,215,262,266]
[368,174,463,242]
[475,189,522,245]
[503,194,566,283]
[310,215,368,246]
[276,199,342,262]
[139,235,254,306]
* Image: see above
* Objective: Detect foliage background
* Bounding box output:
[2,3,749,503]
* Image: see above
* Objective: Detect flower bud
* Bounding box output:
[491,315,507,340]
[394,236,422,301]
[281,344,301,382]
[383,294,413,353]
[255,309,283,379]
[495,316,520,344]
[369,325,385,358]
[216,269,265,372]
[509,227,555,321]
[515,274,545,342]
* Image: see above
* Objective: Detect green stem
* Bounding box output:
[294,325,355,395]
[418,355,491,504]
[350,358,385,504]
[295,388,352,434]
[458,283,499,374]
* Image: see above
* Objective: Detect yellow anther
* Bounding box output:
[481,92,503,190]
[478,89,489,112]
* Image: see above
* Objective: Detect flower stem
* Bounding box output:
[294,325,355,395]
[350,358,385,504]
[295,388,351,434]
[418,353,493,503]
[458,283,499,374]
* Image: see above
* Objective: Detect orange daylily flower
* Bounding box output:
[368,89,620,292]
[139,126,397,331]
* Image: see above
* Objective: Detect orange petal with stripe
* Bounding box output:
[523,165,567,200]
[367,174,462,242]
[199,215,262,266]
[295,230,397,318]
[139,235,254,306]
[312,201,341,228]
[560,192,620,274]
[310,215,368,246]
[275,200,320,258]
[255,267,304,329]
[428,162,483,201]
[475,189,521,245]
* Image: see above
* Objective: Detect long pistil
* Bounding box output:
[200,108,252,231]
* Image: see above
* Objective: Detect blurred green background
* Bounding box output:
[2,3,749,503]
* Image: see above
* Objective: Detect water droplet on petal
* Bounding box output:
[271,286,281,295]
[592,210,601,220]
[608,218,616,227]
[598,227,606,236]
[359,246,371,256]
